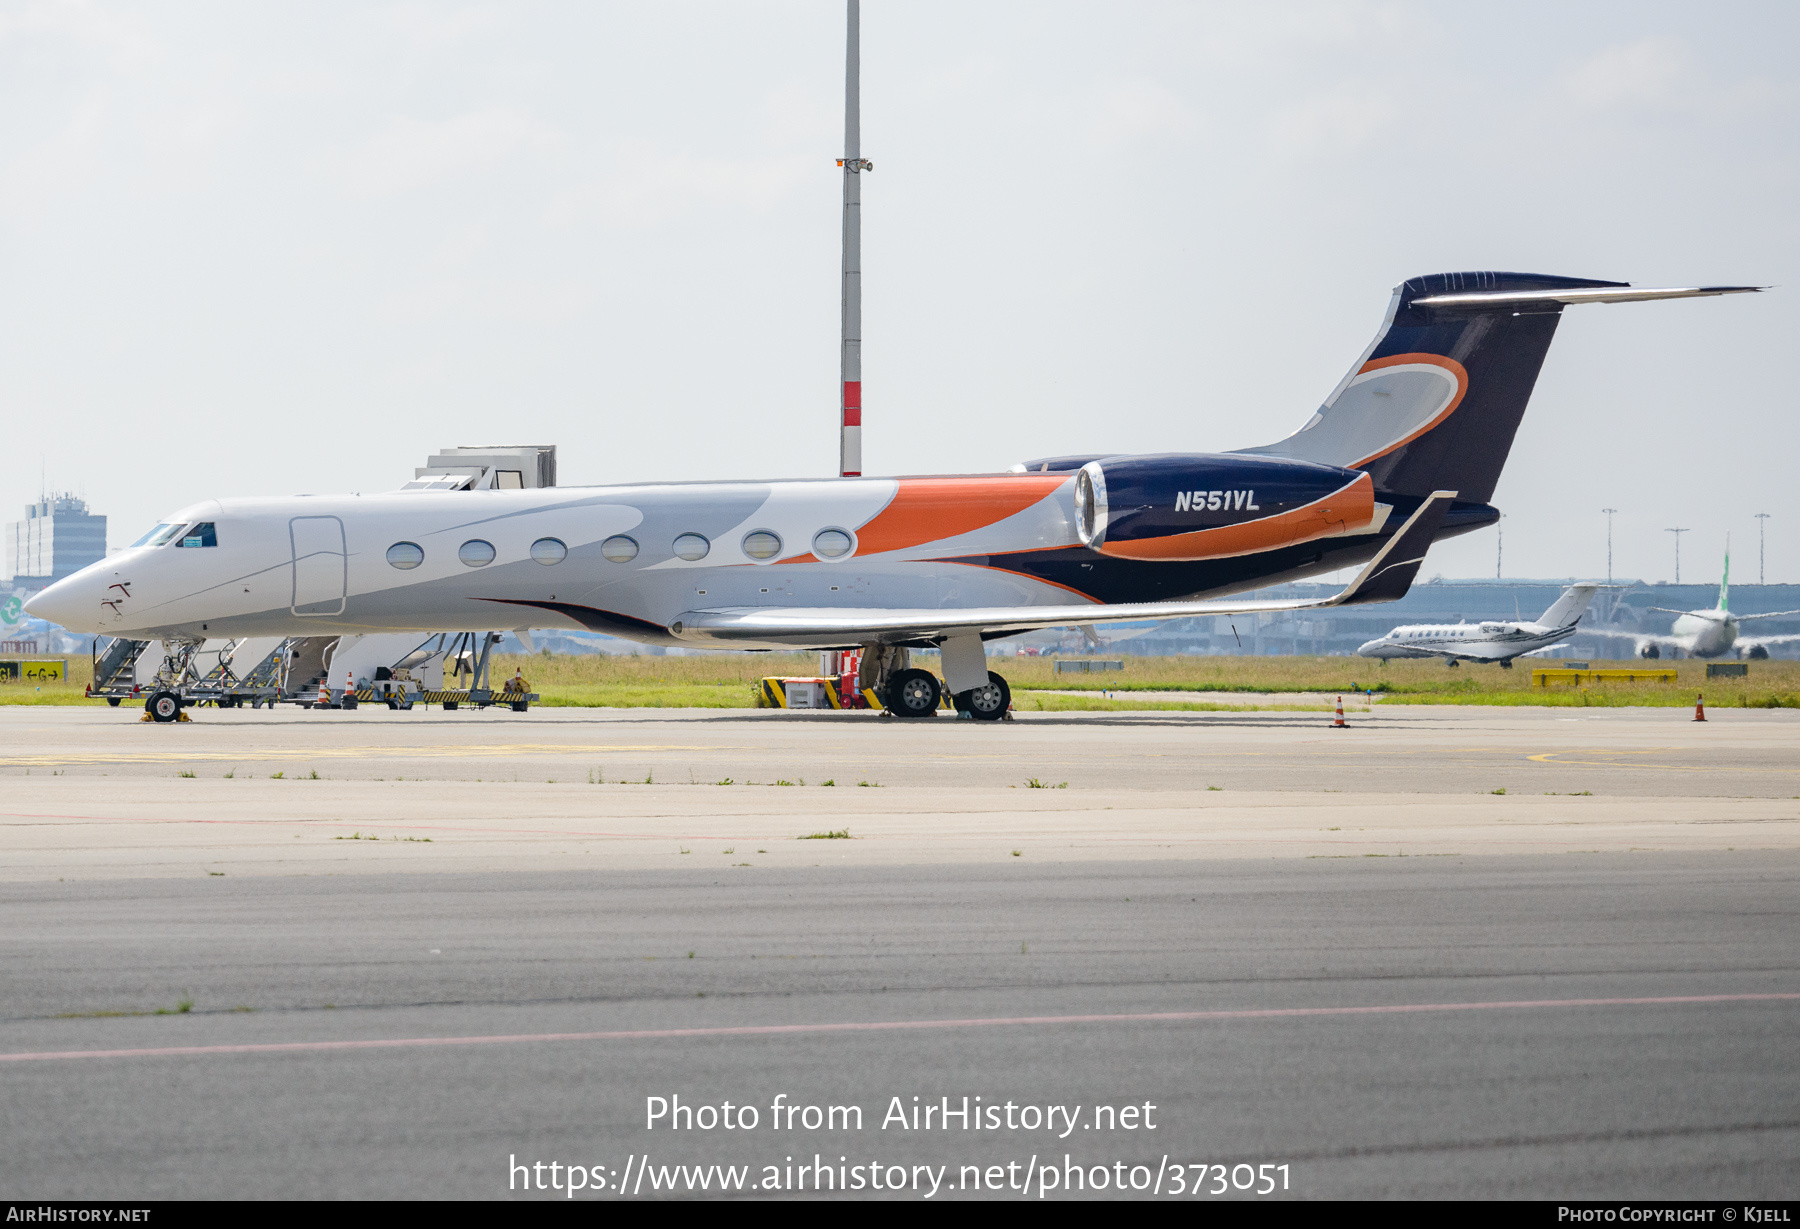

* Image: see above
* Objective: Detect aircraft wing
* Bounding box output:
[1735,609,1800,622]
[1400,640,1564,664]
[670,492,1456,648]
[1582,627,1682,654]
[1739,633,1800,651]
[1648,607,1727,621]
[1388,644,1480,661]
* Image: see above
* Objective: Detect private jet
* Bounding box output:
[27,272,1761,719]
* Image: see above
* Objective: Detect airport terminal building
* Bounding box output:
[2,494,107,590]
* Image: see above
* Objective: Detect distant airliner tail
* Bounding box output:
[1242,273,1762,504]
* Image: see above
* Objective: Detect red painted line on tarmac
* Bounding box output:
[7,993,1796,1064]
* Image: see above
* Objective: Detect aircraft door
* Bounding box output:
[290,516,347,616]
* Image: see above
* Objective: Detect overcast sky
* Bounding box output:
[3,1,1795,586]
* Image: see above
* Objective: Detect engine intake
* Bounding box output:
[1074,453,1383,561]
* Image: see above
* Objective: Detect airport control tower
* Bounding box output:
[2,494,107,588]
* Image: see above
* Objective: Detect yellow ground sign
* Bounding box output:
[0,658,66,682]
[1532,667,1677,687]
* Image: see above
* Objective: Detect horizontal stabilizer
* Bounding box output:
[1411,285,1764,309]
[1735,608,1800,622]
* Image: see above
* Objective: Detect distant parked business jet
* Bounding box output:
[1356,584,1599,667]
[1593,552,1800,660]
[27,272,1760,719]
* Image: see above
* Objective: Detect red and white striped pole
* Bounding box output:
[837,0,868,477]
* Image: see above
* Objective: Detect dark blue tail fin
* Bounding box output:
[1243,271,1626,503]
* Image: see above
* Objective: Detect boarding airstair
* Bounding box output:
[87,636,152,706]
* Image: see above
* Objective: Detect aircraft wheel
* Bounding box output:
[107,697,121,707]
[147,691,182,723]
[885,668,941,718]
[1499,659,1513,669]
[1447,659,1459,669]
[954,672,1011,721]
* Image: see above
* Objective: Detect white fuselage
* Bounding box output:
[1665,611,1738,658]
[25,479,1090,648]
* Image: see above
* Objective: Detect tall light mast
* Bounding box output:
[1756,512,1770,584]
[837,0,871,477]
[1666,526,1689,584]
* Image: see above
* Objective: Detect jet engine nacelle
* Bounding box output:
[1641,643,1662,659]
[1746,645,1770,660]
[1073,453,1384,562]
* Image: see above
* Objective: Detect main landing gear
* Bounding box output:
[882,668,1012,721]
[883,669,941,718]
[146,690,183,723]
[952,672,1012,721]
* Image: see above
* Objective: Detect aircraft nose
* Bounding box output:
[23,574,97,632]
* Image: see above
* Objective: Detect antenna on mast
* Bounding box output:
[836,0,871,477]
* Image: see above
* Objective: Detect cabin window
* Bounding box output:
[459,539,497,567]
[133,523,187,548]
[742,530,782,561]
[601,536,639,563]
[387,542,424,570]
[177,523,218,548]
[530,537,567,565]
[672,533,710,562]
[813,528,854,559]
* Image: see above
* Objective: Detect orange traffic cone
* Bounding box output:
[1333,695,1347,728]
[1694,691,1706,722]
[316,673,331,707]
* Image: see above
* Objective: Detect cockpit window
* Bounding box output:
[178,523,218,548]
[131,523,188,548]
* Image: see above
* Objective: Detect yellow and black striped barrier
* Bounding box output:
[760,676,933,711]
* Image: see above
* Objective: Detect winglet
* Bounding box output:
[1332,491,1456,606]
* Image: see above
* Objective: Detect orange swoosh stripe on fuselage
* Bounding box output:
[1095,472,1375,562]
[848,474,1069,558]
